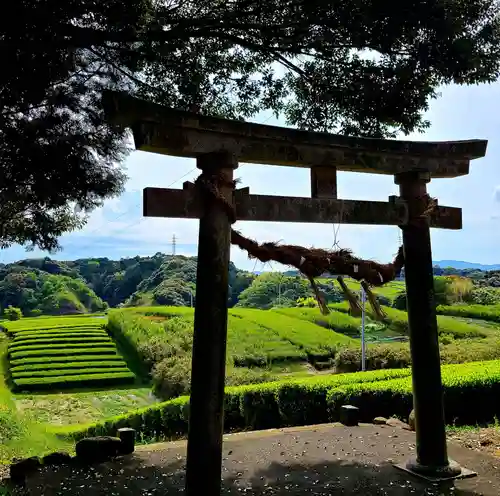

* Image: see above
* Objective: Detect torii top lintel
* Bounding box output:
[103,91,487,178]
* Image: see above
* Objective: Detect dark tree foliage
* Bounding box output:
[2,0,500,250]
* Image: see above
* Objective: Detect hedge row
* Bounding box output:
[61,360,500,442]
[10,354,125,367]
[436,304,500,323]
[9,342,116,355]
[9,337,112,349]
[10,360,128,373]
[335,336,500,372]
[229,308,354,360]
[11,366,131,379]
[10,347,118,359]
[12,371,135,392]
[14,329,108,341]
[328,303,491,339]
[9,324,103,334]
[273,307,360,337]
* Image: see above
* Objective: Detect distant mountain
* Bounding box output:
[433,260,500,271]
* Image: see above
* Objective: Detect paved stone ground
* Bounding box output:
[14,424,500,495]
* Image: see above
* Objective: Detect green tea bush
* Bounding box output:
[469,288,500,306]
[328,360,500,425]
[12,331,107,341]
[107,310,192,372]
[335,336,500,371]
[62,360,500,442]
[12,371,135,392]
[11,366,131,379]
[335,343,411,372]
[379,307,489,339]
[10,360,128,373]
[3,306,22,321]
[440,338,500,364]
[10,355,125,367]
[151,355,279,401]
[274,307,360,337]
[8,342,116,356]
[230,308,354,360]
[10,347,118,359]
[436,304,500,322]
[9,336,112,349]
[227,314,305,366]
[63,366,413,440]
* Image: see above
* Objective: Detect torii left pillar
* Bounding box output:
[185,151,238,496]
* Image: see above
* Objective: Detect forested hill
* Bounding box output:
[0,252,498,317]
[0,254,256,316]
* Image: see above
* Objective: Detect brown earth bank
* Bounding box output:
[9,423,500,495]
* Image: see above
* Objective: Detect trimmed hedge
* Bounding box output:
[61,360,500,442]
[9,342,116,355]
[436,304,500,323]
[12,371,135,392]
[230,308,354,360]
[10,360,128,373]
[10,348,118,359]
[14,329,108,341]
[274,307,360,337]
[8,325,103,335]
[61,367,415,440]
[9,355,125,367]
[329,304,492,339]
[9,337,112,349]
[5,317,136,391]
[11,366,131,379]
[335,337,500,372]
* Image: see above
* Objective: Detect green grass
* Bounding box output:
[0,337,70,464]
[13,387,157,426]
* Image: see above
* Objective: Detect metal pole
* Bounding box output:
[395,171,460,478]
[185,151,238,496]
[360,287,366,371]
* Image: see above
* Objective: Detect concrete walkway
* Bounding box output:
[20,423,500,495]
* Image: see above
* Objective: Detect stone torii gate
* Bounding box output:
[102,91,487,495]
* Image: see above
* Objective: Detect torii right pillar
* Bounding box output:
[395,171,473,481]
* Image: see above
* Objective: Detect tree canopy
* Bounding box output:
[3,0,500,250]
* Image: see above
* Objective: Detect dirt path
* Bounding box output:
[15,423,500,495]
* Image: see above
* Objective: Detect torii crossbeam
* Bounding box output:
[102,90,487,496]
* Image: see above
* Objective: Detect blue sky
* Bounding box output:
[2,81,499,271]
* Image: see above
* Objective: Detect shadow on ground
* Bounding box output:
[12,456,483,496]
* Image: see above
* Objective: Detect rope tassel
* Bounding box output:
[308,276,330,315]
[360,280,387,321]
[336,276,362,317]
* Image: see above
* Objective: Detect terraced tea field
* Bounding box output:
[4,317,135,392]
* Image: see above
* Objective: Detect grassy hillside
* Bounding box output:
[3,316,135,392]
